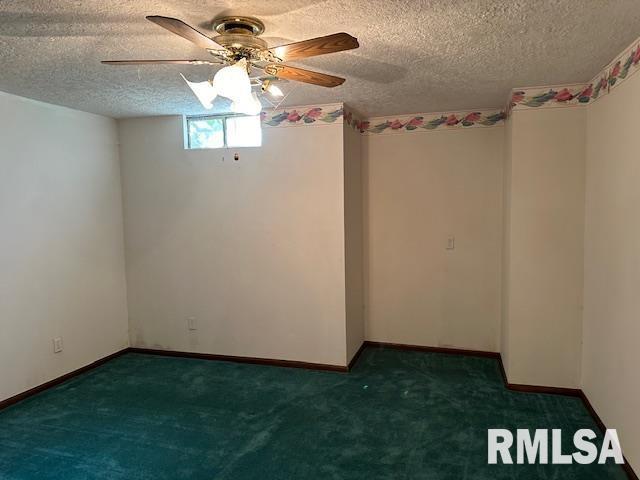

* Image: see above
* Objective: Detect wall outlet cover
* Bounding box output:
[53,337,63,353]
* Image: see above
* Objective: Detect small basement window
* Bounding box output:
[186,114,262,149]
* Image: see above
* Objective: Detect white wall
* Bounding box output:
[343,119,364,362]
[583,71,640,471]
[119,115,350,366]
[363,127,504,352]
[501,107,585,388]
[500,116,513,373]
[0,92,129,402]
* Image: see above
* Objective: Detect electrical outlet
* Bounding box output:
[187,317,197,331]
[53,337,63,353]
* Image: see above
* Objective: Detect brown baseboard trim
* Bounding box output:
[579,391,638,480]
[579,391,607,433]
[1,342,636,478]
[363,340,637,479]
[129,347,349,373]
[505,382,582,397]
[347,342,366,371]
[367,341,578,397]
[366,342,575,394]
[0,348,129,411]
[0,346,348,412]
[364,340,500,359]
[501,357,637,479]
[491,346,582,397]
[623,458,639,480]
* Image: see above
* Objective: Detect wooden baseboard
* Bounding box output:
[0,346,349,412]
[364,340,500,359]
[496,355,582,397]
[579,391,638,480]
[348,342,367,370]
[0,348,129,411]
[505,382,582,397]
[623,462,640,480]
[129,347,349,373]
[1,341,636,479]
[371,340,636,479]
[579,391,607,433]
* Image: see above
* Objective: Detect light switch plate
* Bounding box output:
[447,236,455,250]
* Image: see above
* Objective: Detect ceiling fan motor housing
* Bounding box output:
[211,16,269,59]
[214,33,268,51]
[212,16,265,35]
[103,15,358,88]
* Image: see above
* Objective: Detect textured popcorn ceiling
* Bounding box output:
[1,0,640,118]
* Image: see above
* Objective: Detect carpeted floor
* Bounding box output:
[0,347,628,479]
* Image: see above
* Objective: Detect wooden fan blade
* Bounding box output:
[264,64,345,87]
[146,16,221,50]
[102,59,221,66]
[268,33,358,61]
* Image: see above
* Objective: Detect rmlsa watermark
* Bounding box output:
[488,429,624,465]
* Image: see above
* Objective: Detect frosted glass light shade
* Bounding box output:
[213,58,251,102]
[180,73,217,109]
[231,92,262,116]
[267,83,283,97]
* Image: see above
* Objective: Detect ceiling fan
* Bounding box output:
[102,15,359,113]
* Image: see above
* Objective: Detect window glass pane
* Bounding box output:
[226,115,262,148]
[188,117,224,149]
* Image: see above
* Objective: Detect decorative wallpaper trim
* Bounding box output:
[509,36,640,113]
[509,84,592,112]
[588,37,640,102]
[251,37,640,130]
[260,103,343,127]
[345,110,506,135]
[259,103,506,135]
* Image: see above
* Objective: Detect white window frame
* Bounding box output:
[185,113,261,149]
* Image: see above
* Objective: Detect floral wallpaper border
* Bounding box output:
[260,104,344,127]
[259,37,640,128]
[345,110,506,134]
[510,36,640,112]
[259,103,506,134]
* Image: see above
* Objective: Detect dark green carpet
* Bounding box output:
[0,347,627,479]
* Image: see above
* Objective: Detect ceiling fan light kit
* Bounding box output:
[231,92,263,116]
[262,80,284,97]
[102,14,359,114]
[180,74,217,109]
[212,58,252,103]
